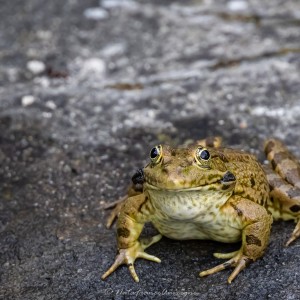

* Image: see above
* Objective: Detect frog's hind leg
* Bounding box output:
[200,196,272,283]
[263,164,300,246]
[264,139,300,245]
[265,139,300,189]
[103,195,128,228]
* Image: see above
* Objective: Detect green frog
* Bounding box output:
[101,137,300,283]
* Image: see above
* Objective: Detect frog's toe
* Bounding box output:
[199,260,232,279]
[101,248,142,282]
[101,249,133,281]
[140,234,163,249]
[199,253,252,283]
[102,235,162,282]
[138,234,162,262]
[213,250,239,259]
[138,252,161,263]
[227,256,250,283]
[128,263,139,282]
[286,219,300,246]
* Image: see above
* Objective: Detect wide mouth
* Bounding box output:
[144,182,212,192]
[144,171,236,192]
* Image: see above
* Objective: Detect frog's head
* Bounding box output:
[138,144,236,192]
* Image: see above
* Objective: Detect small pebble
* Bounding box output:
[101,43,126,57]
[101,0,138,10]
[26,60,46,75]
[81,58,106,77]
[21,95,36,107]
[45,100,57,110]
[42,112,52,118]
[227,0,248,11]
[83,7,108,20]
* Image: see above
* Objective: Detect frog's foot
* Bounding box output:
[103,196,128,228]
[101,234,162,282]
[199,250,252,283]
[286,219,300,246]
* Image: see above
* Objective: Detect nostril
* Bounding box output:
[132,168,144,185]
[222,171,236,182]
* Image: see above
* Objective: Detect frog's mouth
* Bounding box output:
[144,171,236,191]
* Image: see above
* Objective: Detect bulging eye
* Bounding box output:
[199,149,210,160]
[195,147,211,167]
[150,145,162,164]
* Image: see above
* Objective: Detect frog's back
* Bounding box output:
[214,147,270,207]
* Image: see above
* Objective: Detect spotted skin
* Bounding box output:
[264,139,300,245]
[102,137,300,283]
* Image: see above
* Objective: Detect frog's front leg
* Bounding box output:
[101,193,162,282]
[104,169,145,228]
[200,196,272,283]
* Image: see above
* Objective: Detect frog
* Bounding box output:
[101,137,300,283]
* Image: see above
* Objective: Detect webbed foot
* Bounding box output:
[199,250,252,283]
[102,234,162,282]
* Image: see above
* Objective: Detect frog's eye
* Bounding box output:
[150,145,162,164]
[195,147,211,167]
[199,149,210,160]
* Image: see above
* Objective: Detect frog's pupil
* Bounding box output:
[200,150,210,160]
[150,147,159,159]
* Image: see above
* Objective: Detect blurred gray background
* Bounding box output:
[1,0,300,299]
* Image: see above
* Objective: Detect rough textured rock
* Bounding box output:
[1,0,300,299]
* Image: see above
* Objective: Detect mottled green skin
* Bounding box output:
[143,146,269,243]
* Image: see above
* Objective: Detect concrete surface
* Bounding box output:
[1,0,300,299]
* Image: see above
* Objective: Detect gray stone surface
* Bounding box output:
[1,0,300,299]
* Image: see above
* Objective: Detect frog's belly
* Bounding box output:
[151,216,241,243]
[147,189,241,243]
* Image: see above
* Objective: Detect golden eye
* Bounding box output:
[195,147,211,167]
[150,145,162,164]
